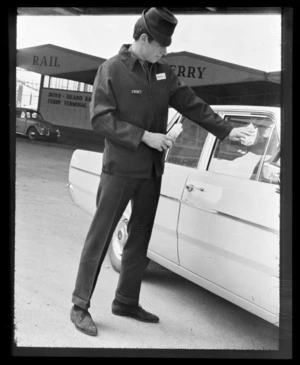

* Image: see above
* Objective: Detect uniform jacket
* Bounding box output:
[90,44,233,178]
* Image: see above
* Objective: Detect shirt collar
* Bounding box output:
[118,44,163,70]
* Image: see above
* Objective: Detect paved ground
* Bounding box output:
[13,136,280,356]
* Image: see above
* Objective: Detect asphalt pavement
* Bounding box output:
[13,136,280,357]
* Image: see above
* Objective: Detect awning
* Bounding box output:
[17,44,281,91]
[17,44,105,84]
[164,51,280,87]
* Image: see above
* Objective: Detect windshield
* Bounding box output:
[29,111,44,120]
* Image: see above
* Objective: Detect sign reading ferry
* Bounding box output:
[164,52,266,87]
[169,64,206,79]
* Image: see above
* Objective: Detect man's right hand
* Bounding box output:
[141,131,174,152]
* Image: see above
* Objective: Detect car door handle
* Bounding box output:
[185,184,205,192]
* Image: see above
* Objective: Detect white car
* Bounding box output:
[68,105,280,326]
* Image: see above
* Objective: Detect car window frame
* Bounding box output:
[255,124,279,182]
[165,114,210,170]
[257,126,280,184]
[205,111,279,182]
[165,112,182,162]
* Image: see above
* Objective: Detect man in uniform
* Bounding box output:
[70,7,255,336]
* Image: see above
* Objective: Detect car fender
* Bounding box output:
[25,120,42,135]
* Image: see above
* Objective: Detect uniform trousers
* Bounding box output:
[72,172,162,310]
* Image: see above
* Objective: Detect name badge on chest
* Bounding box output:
[156,73,166,81]
[131,90,142,94]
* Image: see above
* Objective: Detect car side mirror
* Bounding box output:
[261,162,280,184]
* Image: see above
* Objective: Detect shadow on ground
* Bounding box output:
[16,126,105,153]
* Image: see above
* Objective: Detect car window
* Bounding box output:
[26,112,31,119]
[258,129,280,184]
[20,111,26,119]
[208,115,275,180]
[166,117,208,168]
[31,111,43,120]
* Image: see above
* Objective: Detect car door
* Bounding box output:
[148,113,209,264]
[16,110,26,134]
[177,110,280,323]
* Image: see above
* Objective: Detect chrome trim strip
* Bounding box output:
[70,165,100,178]
[215,210,279,235]
[181,200,279,235]
[181,200,218,214]
[160,193,181,203]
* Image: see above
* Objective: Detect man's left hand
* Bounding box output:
[228,125,256,142]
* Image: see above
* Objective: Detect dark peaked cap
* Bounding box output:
[141,7,178,47]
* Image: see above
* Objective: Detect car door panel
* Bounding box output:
[148,115,210,265]
[177,111,280,321]
[183,172,279,231]
[208,211,279,312]
[16,115,26,134]
[148,163,190,264]
[179,171,279,314]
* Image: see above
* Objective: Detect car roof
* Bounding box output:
[211,105,281,133]
[211,105,281,114]
[170,105,280,118]
[211,104,280,118]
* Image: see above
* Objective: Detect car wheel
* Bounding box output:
[108,216,128,273]
[27,127,38,140]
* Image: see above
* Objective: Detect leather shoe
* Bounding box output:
[70,305,98,336]
[112,299,159,323]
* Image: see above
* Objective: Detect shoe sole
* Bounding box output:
[112,309,159,323]
[70,315,98,336]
